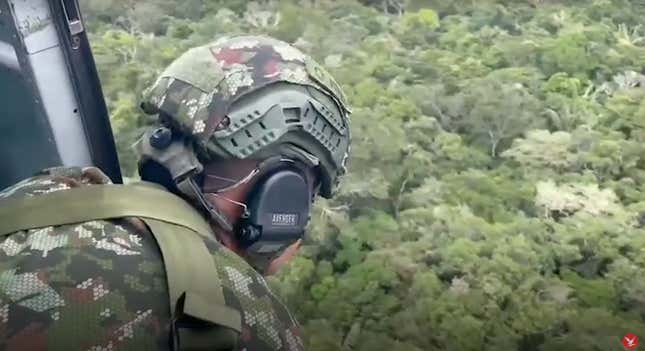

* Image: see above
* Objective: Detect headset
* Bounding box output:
[136,126,314,264]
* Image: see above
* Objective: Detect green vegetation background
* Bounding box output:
[79,0,645,349]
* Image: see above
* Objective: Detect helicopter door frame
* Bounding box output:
[0,0,122,185]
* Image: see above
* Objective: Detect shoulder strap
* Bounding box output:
[0,183,241,351]
[0,182,211,238]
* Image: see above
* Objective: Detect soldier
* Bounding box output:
[0,35,351,351]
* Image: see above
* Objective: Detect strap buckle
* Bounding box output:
[171,292,241,351]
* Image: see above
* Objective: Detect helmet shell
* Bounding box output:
[140,35,351,197]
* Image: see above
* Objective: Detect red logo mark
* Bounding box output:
[623,333,639,350]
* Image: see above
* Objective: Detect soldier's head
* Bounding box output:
[135,35,351,275]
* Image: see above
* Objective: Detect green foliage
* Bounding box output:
[81,0,645,349]
[396,8,440,47]
[270,2,307,43]
[436,72,546,156]
[502,130,576,171]
[544,72,587,97]
[541,33,599,79]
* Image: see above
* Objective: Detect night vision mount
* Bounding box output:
[136,127,234,232]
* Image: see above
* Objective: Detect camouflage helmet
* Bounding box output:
[140,35,351,198]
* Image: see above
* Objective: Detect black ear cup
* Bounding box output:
[236,167,311,249]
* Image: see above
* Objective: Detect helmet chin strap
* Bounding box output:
[175,176,233,232]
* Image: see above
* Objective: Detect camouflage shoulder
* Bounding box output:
[0,196,172,350]
[0,166,112,199]
[204,239,305,351]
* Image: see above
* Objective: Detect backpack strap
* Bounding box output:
[0,182,212,238]
[0,183,241,351]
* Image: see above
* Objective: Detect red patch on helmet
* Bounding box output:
[264,60,280,78]
[211,47,244,66]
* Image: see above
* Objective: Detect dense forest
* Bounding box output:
[79,0,645,350]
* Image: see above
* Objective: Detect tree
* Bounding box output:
[441,74,545,157]
[502,130,576,172]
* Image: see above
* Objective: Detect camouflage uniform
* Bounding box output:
[0,167,305,351]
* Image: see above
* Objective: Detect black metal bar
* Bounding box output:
[47,0,123,183]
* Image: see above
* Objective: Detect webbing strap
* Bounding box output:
[0,183,212,238]
[0,184,241,350]
[144,219,241,331]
